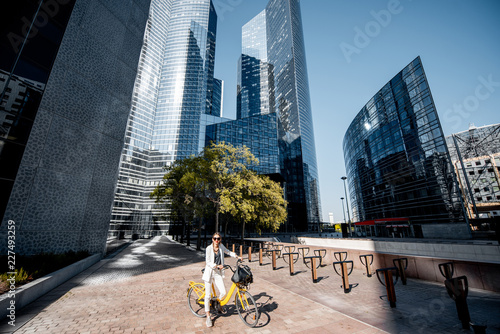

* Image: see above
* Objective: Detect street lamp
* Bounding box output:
[340,197,346,224]
[341,176,352,237]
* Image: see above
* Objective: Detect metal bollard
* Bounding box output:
[332,260,354,293]
[232,243,235,253]
[376,267,399,308]
[259,247,263,266]
[334,251,348,262]
[284,245,296,254]
[359,254,374,277]
[438,262,454,280]
[304,256,321,283]
[314,249,327,267]
[445,276,471,329]
[283,252,299,275]
[239,245,243,258]
[393,258,408,285]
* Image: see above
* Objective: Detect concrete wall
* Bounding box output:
[420,223,471,239]
[291,237,500,292]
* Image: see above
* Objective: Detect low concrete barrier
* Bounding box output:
[0,254,101,320]
[292,238,500,292]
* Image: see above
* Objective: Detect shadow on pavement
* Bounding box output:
[253,292,277,328]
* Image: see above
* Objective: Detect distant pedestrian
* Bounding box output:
[202,232,241,327]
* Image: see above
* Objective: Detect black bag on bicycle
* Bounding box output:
[231,264,253,284]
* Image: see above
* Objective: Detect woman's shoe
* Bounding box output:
[206,317,213,327]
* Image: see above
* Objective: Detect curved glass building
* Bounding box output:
[343,57,464,236]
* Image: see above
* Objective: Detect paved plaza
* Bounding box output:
[1,236,499,333]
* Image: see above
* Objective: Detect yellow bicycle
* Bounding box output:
[187,261,260,327]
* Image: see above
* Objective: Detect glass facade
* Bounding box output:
[266,0,321,231]
[0,0,76,220]
[343,57,464,227]
[110,0,219,238]
[206,113,280,175]
[237,10,274,119]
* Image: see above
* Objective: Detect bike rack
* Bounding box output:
[283,245,296,254]
[247,245,252,262]
[359,254,374,277]
[282,252,300,275]
[393,258,408,285]
[304,256,321,283]
[438,262,455,280]
[314,249,327,267]
[376,267,399,308]
[298,247,309,258]
[334,251,348,262]
[332,260,354,293]
[445,275,471,329]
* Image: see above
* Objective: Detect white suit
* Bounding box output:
[203,243,237,312]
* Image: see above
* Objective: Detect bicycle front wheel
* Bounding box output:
[235,290,259,327]
[187,283,206,317]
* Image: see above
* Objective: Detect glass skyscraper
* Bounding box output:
[211,0,321,232]
[343,57,464,236]
[266,0,321,231]
[109,0,219,238]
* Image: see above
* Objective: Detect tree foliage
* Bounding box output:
[151,142,287,244]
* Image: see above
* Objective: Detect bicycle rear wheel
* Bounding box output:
[235,290,259,327]
[187,283,206,317]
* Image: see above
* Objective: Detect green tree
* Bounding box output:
[151,142,287,247]
[151,155,210,250]
[202,142,258,233]
[220,171,287,242]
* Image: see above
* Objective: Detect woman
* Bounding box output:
[202,232,241,327]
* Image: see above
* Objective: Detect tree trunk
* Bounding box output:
[181,218,185,244]
[241,220,245,245]
[197,219,202,251]
[215,203,220,233]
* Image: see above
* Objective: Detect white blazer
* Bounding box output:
[202,243,237,282]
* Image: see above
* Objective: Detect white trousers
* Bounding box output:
[204,271,226,312]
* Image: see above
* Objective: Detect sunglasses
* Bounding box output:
[213,237,221,241]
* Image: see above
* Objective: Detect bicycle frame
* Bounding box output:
[188,280,247,307]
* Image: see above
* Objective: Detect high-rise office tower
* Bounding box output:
[237,10,274,119]
[109,0,219,238]
[266,0,321,231]
[343,57,466,239]
[0,0,150,254]
[211,0,321,232]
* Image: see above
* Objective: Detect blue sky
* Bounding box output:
[212,0,500,223]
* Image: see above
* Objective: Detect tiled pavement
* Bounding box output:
[1,236,499,334]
